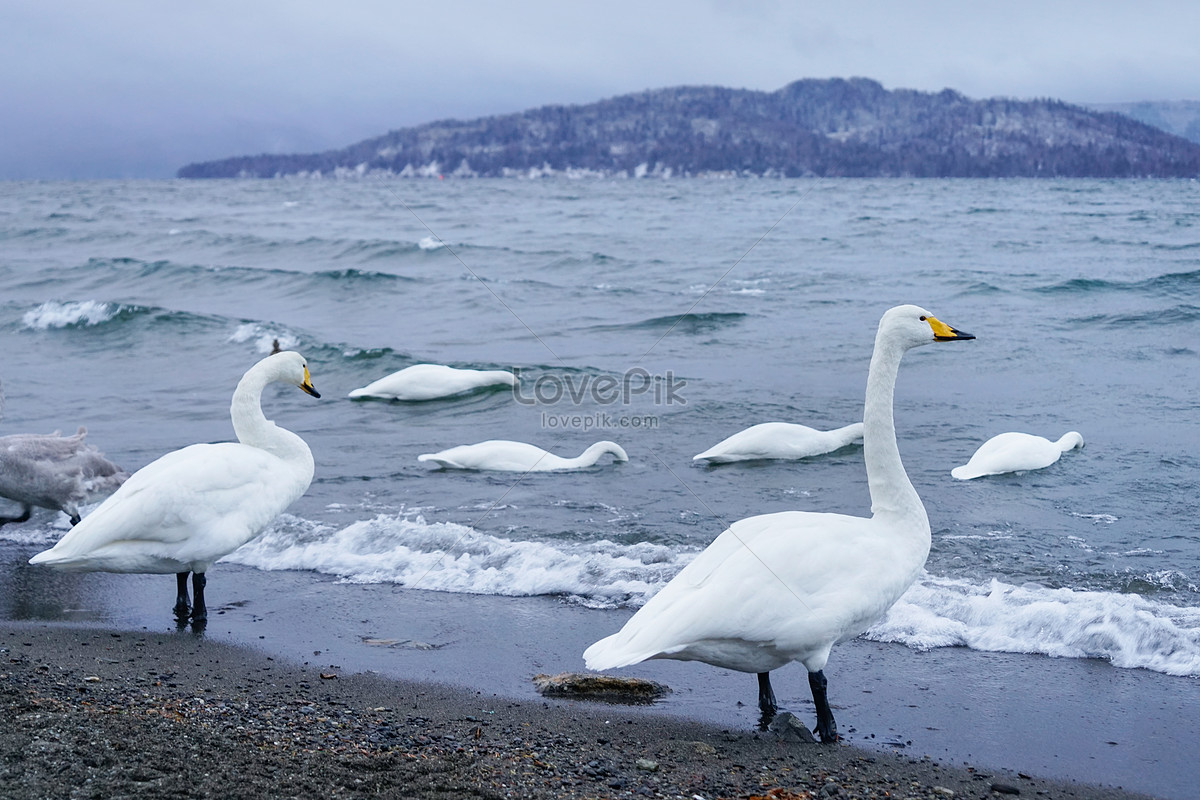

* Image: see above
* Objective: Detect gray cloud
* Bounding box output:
[3,1,1198,178]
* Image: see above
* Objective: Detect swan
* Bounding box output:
[28,351,320,625]
[583,305,974,741]
[951,431,1083,480]
[0,427,128,527]
[693,422,864,464]
[418,440,628,471]
[348,364,516,401]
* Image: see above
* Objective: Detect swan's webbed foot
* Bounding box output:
[757,672,778,728]
[190,572,207,624]
[173,572,192,621]
[808,670,839,743]
[68,512,81,526]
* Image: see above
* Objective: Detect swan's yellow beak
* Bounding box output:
[301,366,321,398]
[926,315,975,342]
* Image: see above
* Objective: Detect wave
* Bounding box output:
[869,575,1200,677]
[21,300,123,329]
[588,311,749,334]
[1069,304,1200,328]
[1035,269,1200,297]
[224,511,691,609]
[223,510,1200,677]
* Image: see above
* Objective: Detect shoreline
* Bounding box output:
[2,562,1198,798]
[1,619,1156,800]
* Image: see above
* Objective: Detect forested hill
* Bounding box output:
[178,78,1200,179]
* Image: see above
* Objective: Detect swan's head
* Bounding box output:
[880,305,975,350]
[1059,431,1085,451]
[267,351,321,398]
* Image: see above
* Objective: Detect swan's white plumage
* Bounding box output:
[0,428,127,523]
[418,440,628,472]
[951,431,1083,480]
[29,351,319,574]
[693,422,864,463]
[584,305,973,679]
[348,364,515,401]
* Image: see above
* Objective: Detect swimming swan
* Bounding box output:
[583,305,974,742]
[28,351,320,624]
[951,431,1083,480]
[0,428,128,527]
[349,364,516,401]
[418,440,628,471]
[693,422,864,464]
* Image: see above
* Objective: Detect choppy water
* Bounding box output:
[2,177,1199,677]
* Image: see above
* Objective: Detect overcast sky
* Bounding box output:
[3,1,1199,179]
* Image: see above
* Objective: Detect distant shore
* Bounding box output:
[1,621,1157,799]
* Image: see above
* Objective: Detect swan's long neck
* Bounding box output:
[230,364,314,473]
[863,330,925,524]
[574,442,624,467]
[830,422,865,446]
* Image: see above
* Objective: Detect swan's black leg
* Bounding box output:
[808,670,838,743]
[69,512,81,526]
[190,572,207,624]
[0,504,33,529]
[173,572,191,620]
[757,672,778,726]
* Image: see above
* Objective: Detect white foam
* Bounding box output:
[22,300,117,329]
[228,323,299,354]
[220,509,1200,676]
[868,574,1200,676]
[223,512,693,609]
[418,236,446,251]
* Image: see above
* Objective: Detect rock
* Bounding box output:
[635,758,659,772]
[767,712,818,744]
[531,672,670,704]
[932,787,955,797]
[692,741,717,755]
[820,781,842,797]
[990,784,1020,795]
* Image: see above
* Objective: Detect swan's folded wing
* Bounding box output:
[41,443,287,554]
[586,511,882,668]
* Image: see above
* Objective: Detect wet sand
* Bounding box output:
[1,620,1158,800]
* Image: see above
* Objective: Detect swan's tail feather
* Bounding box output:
[417,454,460,469]
[583,635,662,671]
[950,465,981,480]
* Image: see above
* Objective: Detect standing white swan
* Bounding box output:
[349,364,516,401]
[951,431,1083,480]
[0,428,128,527]
[583,305,974,741]
[418,440,628,471]
[28,351,320,625]
[693,422,864,464]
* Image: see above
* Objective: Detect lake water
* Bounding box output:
[2,176,1198,681]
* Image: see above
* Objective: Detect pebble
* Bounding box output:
[635,758,658,772]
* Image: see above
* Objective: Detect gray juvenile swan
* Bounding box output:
[584,305,974,742]
[29,352,320,624]
[0,427,128,527]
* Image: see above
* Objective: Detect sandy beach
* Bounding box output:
[2,619,1160,800]
[3,561,1196,799]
